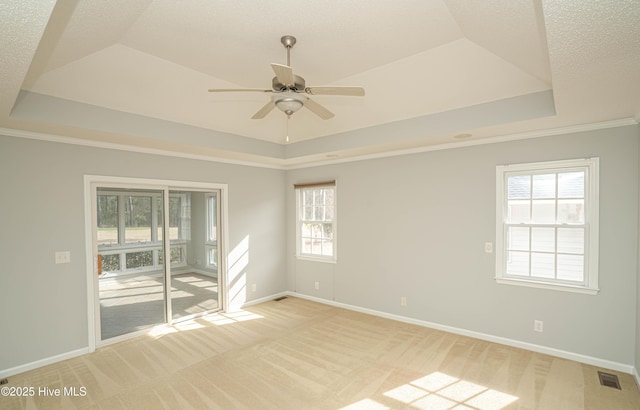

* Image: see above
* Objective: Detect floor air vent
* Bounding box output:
[274,296,288,301]
[0,378,7,385]
[598,371,621,389]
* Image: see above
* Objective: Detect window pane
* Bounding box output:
[558,199,584,224]
[312,224,322,238]
[311,239,322,254]
[531,252,555,278]
[508,200,530,223]
[532,174,556,198]
[207,247,217,268]
[314,190,325,205]
[558,228,584,254]
[304,191,313,206]
[314,206,325,221]
[125,196,152,243]
[325,204,334,220]
[508,227,529,251]
[304,205,313,221]
[101,254,120,272]
[506,251,529,276]
[557,254,584,282]
[532,200,555,223]
[325,189,334,206]
[160,248,181,265]
[323,223,333,239]
[301,223,312,237]
[508,175,530,199]
[302,238,312,254]
[170,247,183,264]
[97,195,119,246]
[168,194,190,241]
[206,195,217,242]
[558,172,584,198]
[531,227,555,252]
[126,251,153,269]
[321,240,334,256]
[157,197,163,242]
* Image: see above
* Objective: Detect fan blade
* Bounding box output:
[305,86,365,96]
[251,101,276,119]
[271,63,295,87]
[208,88,272,93]
[304,98,334,120]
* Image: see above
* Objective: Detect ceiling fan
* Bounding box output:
[208,35,365,120]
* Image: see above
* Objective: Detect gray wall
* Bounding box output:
[0,135,286,371]
[637,124,640,376]
[2,124,639,374]
[286,125,639,366]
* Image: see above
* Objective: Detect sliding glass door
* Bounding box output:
[97,189,167,340]
[169,190,220,319]
[93,184,223,343]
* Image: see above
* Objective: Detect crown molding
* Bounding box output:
[0,127,285,170]
[284,118,639,169]
[2,117,637,171]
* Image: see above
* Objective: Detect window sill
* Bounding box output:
[296,255,337,264]
[495,277,599,295]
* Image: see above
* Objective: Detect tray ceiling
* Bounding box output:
[1,0,639,167]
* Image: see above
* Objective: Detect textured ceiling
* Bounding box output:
[1,0,639,167]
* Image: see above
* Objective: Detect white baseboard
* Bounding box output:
[633,367,640,391]
[0,347,90,379]
[286,291,636,376]
[239,292,289,309]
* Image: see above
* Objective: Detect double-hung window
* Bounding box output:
[495,158,599,294]
[295,181,336,262]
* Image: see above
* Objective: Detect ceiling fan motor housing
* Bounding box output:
[272,75,306,92]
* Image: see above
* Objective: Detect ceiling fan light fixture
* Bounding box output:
[274,92,305,116]
[275,98,303,115]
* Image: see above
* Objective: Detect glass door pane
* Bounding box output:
[97,188,166,340]
[169,190,220,319]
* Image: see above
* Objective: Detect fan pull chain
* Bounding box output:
[286,115,290,142]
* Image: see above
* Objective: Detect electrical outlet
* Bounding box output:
[400,296,407,307]
[314,281,319,290]
[534,320,544,332]
[484,242,493,253]
[55,251,70,264]
[251,283,256,292]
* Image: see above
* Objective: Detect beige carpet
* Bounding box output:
[3,297,639,409]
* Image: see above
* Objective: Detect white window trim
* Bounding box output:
[295,183,337,263]
[84,175,230,351]
[495,158,599,295]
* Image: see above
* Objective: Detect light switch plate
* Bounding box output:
[55,251,71,264]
